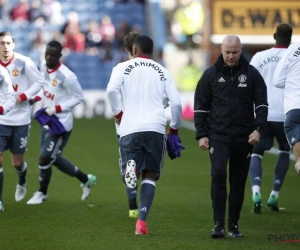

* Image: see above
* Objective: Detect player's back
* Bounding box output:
[250,47,286,122]
[119,57,171,136]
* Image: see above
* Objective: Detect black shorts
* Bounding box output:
[284,109,300,148]
[119,131,165,179]
[252,121,290,153]
[0,124,30,154]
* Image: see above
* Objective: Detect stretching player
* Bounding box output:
[17,40,97,204]
[0,31,46,209]
[249,23,292,213]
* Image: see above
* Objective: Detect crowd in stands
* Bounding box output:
[0,0,146,89]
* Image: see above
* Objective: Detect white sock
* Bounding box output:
[252,185,260,195]
[270,191,279,197]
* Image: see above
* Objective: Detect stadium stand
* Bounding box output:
[2,0,148,90]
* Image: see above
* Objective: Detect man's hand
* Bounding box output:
[115,117,121,125]
[45,107,56,116]
[15,96,22,105]
[199,137,209,150]
[248,130,260,145]
[29,99,37,105]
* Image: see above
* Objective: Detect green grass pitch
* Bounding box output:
[1,117,299,250]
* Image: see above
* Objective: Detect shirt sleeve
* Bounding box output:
[106,65,123,116]
[22,58,46,99]
[59,74,84,112]
[1,68,16,114]
[164,72,182,130]
[273,48,290,89]
[249,53,261,72]
[194,70,210,140]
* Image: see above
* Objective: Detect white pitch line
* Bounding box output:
[181,120,295,161]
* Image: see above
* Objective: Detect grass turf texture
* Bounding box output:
[1,117,299,250]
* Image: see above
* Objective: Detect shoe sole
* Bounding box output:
[228,232,243,237]
[267,204,279,212]
[252,203,262,214]
[135,232,148,235]
[81,176,97,200]
[15,190,27,202]
[125,160,137,189]
[211,234,225,239]
[27,197,47,205]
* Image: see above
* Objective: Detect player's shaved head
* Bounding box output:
[47,40,63,53]
[45,40,62,69]
[221,35,242,68]
[221,35,242,49]
[133,36,153,56]
[274,23,292,47]
[276,23,293,38]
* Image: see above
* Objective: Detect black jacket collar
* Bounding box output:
[215,54,249,69]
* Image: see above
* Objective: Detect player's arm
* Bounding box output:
[164,72,182,134]
[106,66,124,120]
[273,47,291,89]
[0,68,16,115]
[45,75,84,116]
[194,70,211,140]
[17,59,45,104]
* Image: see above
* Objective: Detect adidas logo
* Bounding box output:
[140,207,147,212]
[274,179,280,184]
[291,137,296,143]
[218,77,225,82]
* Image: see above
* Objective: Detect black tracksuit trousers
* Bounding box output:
[209,140,253,228]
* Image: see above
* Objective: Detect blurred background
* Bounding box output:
[1,0,300,121]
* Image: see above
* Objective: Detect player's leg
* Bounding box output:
[0,151,4,211]
[249,123,273,213]
[267,122,290,211]
[135,132,164,235]
[209,140,230,238]
[52,131,96,200]
[228,142,253,237]
[53,154,97,201]
[117,134,138,218]
[0,125,14,210]
[10,124,30,202]
[27,127,58,204]
[284,110,300,174]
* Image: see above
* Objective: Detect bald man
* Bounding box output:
[194,35,268,238]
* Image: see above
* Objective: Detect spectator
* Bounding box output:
[116,20,131,50]
[172,0,204,50]
[29,0,45,23]
[10,0,29,22]
[85,21,102,54]
[99,15,116,44]
[0,0,10,21]
[47,0,64,26]
[61,12,85,53]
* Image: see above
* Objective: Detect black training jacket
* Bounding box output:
[194,54,268,142]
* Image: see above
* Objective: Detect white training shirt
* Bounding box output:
[0,65,15,114]
[106,56,182,137]
[250,47,287,122]
[38,62,84,132]
[273,42,300,115]
[0,52,45,125]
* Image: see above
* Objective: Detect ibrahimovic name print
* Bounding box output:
[124,61,167,81]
